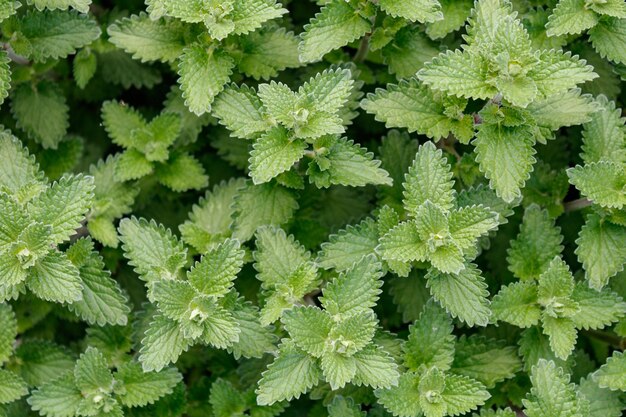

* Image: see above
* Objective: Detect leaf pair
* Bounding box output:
[493,257,626,359]
[101,101,209,192]
[256,255,399,405]
[28,347,182,417]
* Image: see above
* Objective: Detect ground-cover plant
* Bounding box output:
[1,0,626,416]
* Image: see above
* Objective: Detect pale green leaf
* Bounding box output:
[442,373,490,416]
[576,213,626,289]
[474,124,536,203]
[155,152,209,192]
[66,238,130,326]
[178,44,234,115]
[529,50,598,97]
[118,217,187,282]
[298,0,371,63]
[594,351,626,391]
[231,182,298,242]
[546,0,599,36]
[378,0,442,23]
[28,174,94,244]
[188,238,244,297]
[492,281,541,327]
[282,306,331,358]
[404,301,455,372]
[14,340,75,387]
[523,359,588,417]
[570,283,626,330]
[317,217,379,272]
[115,362,182,407]
[375,372,423,417]
[27,372,82,417]
[589,17,626,64]
[352,344,399,389]
[250,127,307,184]
[426,264,491,327]
[212,84,270,139]
[235,27,300,80]
[107,13,187,63]
[0,303,16,364]
[139,313,193,372]
[581,95,626,164]
[507,205,564,280]
[451,335,522,388]
[567,162,626,208]
[26,250,83,303]
[11,82,69,149]
[256,342,322,405]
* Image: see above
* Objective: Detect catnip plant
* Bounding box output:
[0,0,626,416]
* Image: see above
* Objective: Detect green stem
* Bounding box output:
[563,198,592,213]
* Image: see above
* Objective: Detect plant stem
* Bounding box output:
[583,329,626,349]
[353,33,370,63]
[563,198,592,212]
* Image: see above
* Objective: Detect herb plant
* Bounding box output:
[1,0,626,416]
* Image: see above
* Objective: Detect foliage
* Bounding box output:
[0,0,626,416]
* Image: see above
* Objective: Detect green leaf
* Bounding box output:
[74,347,113,394]
[26,0,91,13]
[11,82,69,149]
[507,205,564,280]
[546,0,599,36]
[256,342,322,405]
[250,127,307,184]
[426,264,491,327]
[578,377,624,417]
[542,315,577,360]
[0,369,27,404]
[378,0,442,23]
[178,44,234,115]
[234,27,300,80]
[298,0,371,63]
[212,84,271,139]
[0,303,16,364]
[308,137,392,188]
[65,238,130,326]
[581,95,626,164]
[317,217,379,272]
[441,373,490,416]
[179,178,245,253]
[115,362,182,407]
[228,299,276,359]
[352,344,399,389]
[378,220,428,264]
[231,182,299,242]
[72,48,96,89]
[101,101,146,148]
[426,0,472,39]
[328,396,365,417]
[474,124,536,203]
[188,238,244,297]
[0,51,10,106]
[452,335,521,388]
[527,89,598,131]
[28,174,94,244]
[589,17,626,64]
[418,50,493,101]
[282,306,331,358]
[570,283,626,330]
[382,27,441,79]
[114,149,154,182]
[403,141,455,214]
[26,250,83,303]
[209,379,246,417]
[27,372,82,417]
[375,372,423,417]
[404,301,455,372]
[14,340,75,387]
[594,351,626,391]
[492,281,541,327]
[155,152,209,192]
[107,13,188,63]
[361,79,473,142]
[567,162,626,208]
[12,10,101,62]
[448,206,499,251]
[576,213,626,289]
[139,313,193,372]
[529,50,598,97]
[523,359,588,417]
[320,254,383,318]
[150,279,197,324]
[0,131,45,203]
[118,217,187,282]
